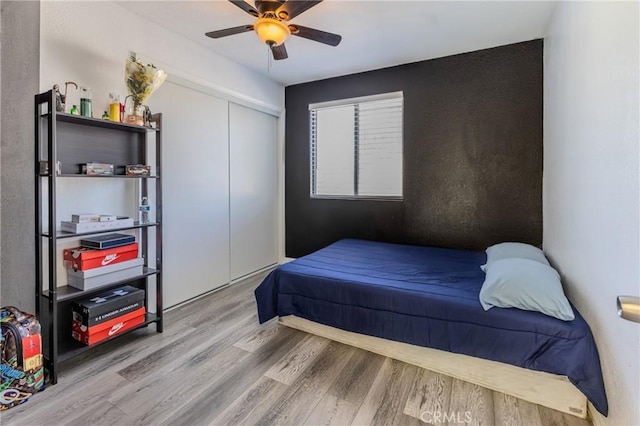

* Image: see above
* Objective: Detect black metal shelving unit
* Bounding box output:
[35,90,163,384]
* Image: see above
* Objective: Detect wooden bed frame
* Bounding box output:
[279,315,588,419]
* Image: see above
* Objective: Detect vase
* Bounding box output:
[125,103,145,126]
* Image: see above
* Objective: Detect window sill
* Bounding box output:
[310,195,403,202]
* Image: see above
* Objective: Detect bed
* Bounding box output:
[254,239,608,419]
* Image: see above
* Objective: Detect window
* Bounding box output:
[310,92,403,199]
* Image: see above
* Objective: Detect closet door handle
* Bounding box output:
[617,296,640,323]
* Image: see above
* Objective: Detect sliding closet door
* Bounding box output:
[229,103,278,280]
[149,82,230,307]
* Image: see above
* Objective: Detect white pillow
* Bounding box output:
[481,242,550,272]
[479,258,574,321]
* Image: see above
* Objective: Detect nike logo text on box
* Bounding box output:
[101,254,120,266]
[108,322,125,336]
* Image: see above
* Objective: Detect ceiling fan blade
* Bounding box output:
[228,0,259,17]
[276,0,323,21]
[205,25,254,39]
[289,25,341,46]
[271,43,288,60]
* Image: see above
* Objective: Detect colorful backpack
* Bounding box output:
[0,307,45,410]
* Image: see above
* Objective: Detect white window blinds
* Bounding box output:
[310,92,403,199]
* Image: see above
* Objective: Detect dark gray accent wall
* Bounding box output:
[285,40,543,257]
[1,1,40,310]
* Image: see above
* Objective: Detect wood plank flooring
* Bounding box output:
[0,271,591,426]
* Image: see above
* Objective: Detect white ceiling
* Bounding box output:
[118,0,557,86]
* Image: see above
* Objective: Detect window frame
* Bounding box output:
[309,91,404,201]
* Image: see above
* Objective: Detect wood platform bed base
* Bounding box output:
[279,315,589,420]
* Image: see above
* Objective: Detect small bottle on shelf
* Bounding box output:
[109,93,121,122]
[139,197,150,224]
[80,87,92,118]
[70,105,79,115]
[101,111,109,120]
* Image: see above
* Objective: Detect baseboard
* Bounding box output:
[165,265,276,312]
[164,282,230,312]
[230,264,277,284]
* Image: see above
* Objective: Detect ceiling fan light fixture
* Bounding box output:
[254,17,290,46]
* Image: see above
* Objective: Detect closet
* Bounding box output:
[149,80,279,307]
[229,103,279,280]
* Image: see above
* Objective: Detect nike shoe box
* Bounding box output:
[63,243,139,271]
[72,297,144,327]
[72,306,146,346]
[71,285,145,326]
[66,258,144,291]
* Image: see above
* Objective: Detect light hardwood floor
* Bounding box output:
[1,271,591,426]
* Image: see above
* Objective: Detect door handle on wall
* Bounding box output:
[617,296,640,323]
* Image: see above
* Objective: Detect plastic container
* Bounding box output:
[80,87,92,118]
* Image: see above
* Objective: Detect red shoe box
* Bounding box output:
[71,306,146,346]
[63,243,138,271]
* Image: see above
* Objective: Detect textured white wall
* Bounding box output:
[544,1,639,424]
[40,1,283,114]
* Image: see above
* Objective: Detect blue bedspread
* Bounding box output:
[255,239,608,416]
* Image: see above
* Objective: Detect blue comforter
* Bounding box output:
[255,239,608,415]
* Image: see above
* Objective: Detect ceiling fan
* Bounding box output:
[205,0,342,60]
